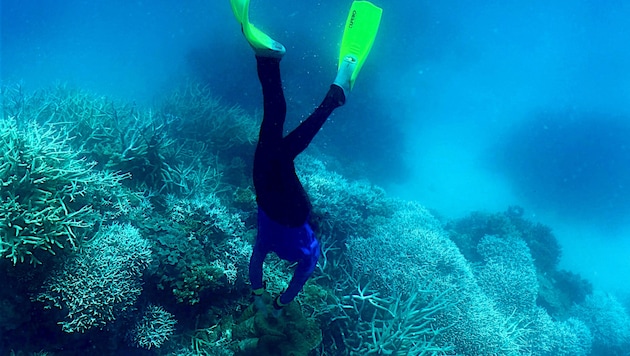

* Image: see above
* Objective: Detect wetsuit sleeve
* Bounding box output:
[283,85,345,159]
[256,56,286,145]
[278,244,320,305]
[249,239,268,291]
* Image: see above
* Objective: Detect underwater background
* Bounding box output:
[2,0,630,355]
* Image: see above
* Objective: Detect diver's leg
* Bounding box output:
[283,84,346,157]
[256,56,286,143]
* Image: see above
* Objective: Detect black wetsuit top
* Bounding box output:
[253,56,345,227]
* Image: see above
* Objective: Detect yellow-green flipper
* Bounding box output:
[229,0,285,57]
[338,1,383,89]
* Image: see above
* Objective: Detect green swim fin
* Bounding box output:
[229,0,285,57]
[338,1,383,89]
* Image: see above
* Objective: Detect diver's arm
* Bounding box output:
[277,250,320,306]
[249,240,268,292]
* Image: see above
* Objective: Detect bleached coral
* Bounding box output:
[166,192,245,240]
[131,304,177,349]
[160,83,259,150]
[36,223,152,333]
[572,290,630,354]
[0,118,130,265]
[296,155,390,238]
[346,200,465,295]
[475,234,539,315]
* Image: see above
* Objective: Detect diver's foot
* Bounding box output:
[230,0,285,58]
[245,25,286,58]
[333,55,358,96]
[258,41,286,58]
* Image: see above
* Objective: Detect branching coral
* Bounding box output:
[346,200,465,296]
[161,157,225,197]
[446,207,562,273]
[475,234,539,315]
[172,261,229,305]
[36,223,152,333]
[326,201,471,354]
[297,155,391,239]
[165,192,246,241]
[0,117,130,265]
[131,304,177,349]
[571,290,630,354]
[160,83,259,151]
[150,192,251,305]
[2,84,176,193]
[445,208,582,321]
[2,83,257,200]
[326,196,566,355]
[331,278,456,355]
[520,308,592,356]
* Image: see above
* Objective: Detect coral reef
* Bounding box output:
[1,83,629,356]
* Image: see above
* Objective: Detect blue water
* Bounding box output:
[3,0,630,354]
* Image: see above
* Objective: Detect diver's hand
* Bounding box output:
[271,307,283,318]
[253,295,266,311]
[272,295,286,318]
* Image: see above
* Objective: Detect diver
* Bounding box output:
[229,0,382,316]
